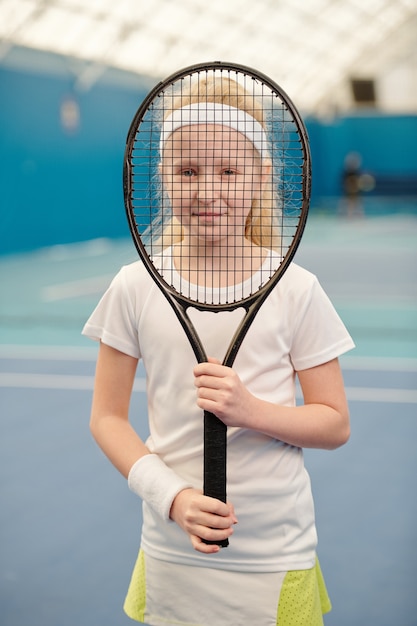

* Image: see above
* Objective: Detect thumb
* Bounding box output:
[207,356,222,365]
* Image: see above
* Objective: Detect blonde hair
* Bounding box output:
[159,75,280,251]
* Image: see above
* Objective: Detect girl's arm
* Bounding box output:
[90,342,236,553]
[194,357,350,450]
[89,342,149,477]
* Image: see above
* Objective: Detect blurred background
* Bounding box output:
[0,0,417,254]
[0,1,416,626]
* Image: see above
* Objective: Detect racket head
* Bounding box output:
[123,61,311,311]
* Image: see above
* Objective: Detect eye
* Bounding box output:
[181,168,195,177]
[222,169,237,176]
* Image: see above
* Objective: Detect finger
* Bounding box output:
[196,397,218,416]
[227,503,239,525]
[204,496,234,518]
[201,511,236,530]
[191,535,221,554]
[196,387,221,403]
[196,497,238,529]
[193,524,235,547]
[195,373,228,392]
[194,361,227,378]
[207,356,222,365]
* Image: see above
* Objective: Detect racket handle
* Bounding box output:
[203,410,229,548]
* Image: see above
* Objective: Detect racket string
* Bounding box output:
[130,66,305,306]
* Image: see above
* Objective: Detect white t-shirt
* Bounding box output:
[82,258,354,573]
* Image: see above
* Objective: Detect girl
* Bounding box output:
[83,75,354,625]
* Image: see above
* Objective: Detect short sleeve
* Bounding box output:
[82,266,141,359]
[290,275,355,371]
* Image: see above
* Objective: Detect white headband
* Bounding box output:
[159,103,268,158]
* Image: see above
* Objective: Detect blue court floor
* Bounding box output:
[1,212,417,625]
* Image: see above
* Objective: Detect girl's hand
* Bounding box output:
[170,488,238,554]
[196,357,350,450]
[194,357,254,428]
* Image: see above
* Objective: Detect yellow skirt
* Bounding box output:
[124,550,331,626]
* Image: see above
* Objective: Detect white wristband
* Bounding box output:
[127,454,193,521]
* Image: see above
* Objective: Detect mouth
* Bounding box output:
[192,211,226,219]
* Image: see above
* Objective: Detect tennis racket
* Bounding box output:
[123,61,311,547]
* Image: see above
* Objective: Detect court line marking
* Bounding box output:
[41,275,115,301]
[0,345,99,361]
[0,372,146,392]
[1,346,417,372]
[0,373,416,403]
[340,356,417,372]
[345,387,417,404]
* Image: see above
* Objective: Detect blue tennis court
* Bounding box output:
[1,211,416,625]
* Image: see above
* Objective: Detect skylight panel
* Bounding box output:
[0,0,35,38]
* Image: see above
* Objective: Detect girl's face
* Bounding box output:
[161,124,268,247]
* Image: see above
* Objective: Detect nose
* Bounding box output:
[196,175,220,205]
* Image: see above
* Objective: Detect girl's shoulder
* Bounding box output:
[285,261,315,279]
[279,261,318,293]
[117,259,153,285]
[118,248,174,284]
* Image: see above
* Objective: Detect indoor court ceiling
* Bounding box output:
[0,0,416,115]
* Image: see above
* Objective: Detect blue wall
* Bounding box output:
[0,63,148,255]
[306,113,417,199]
[1,58,416,255]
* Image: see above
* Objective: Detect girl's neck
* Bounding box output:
[172,239,267,288]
